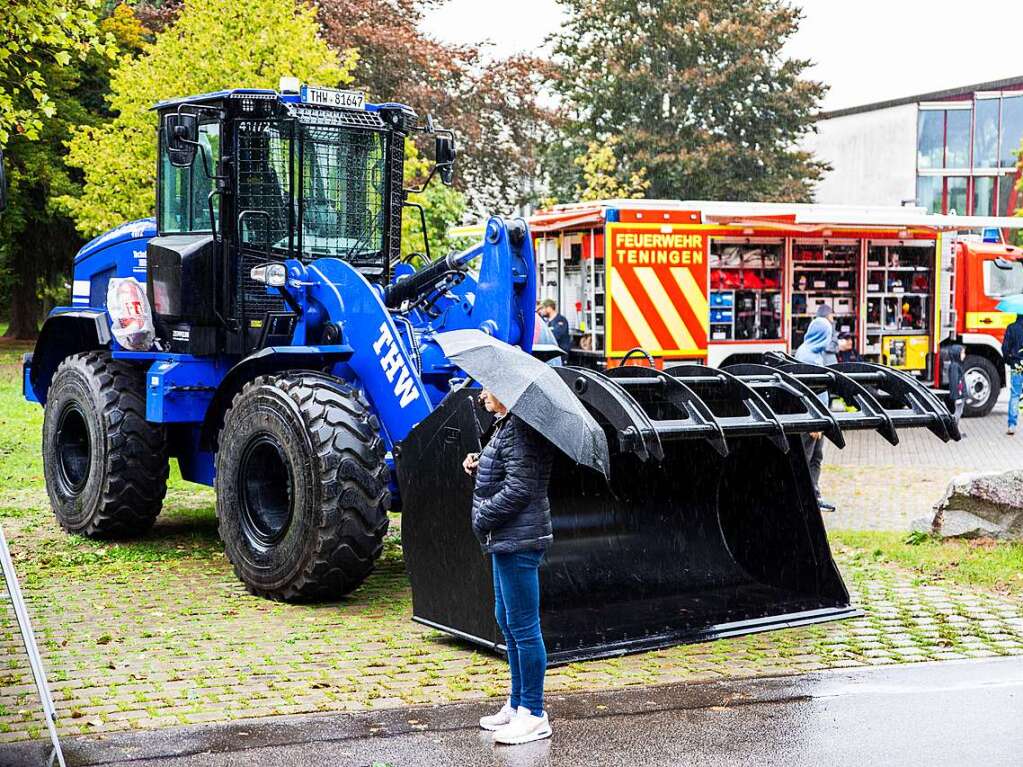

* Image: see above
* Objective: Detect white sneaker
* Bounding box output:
[479,700,515,731]
[492,706,552,745]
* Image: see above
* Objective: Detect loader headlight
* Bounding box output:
[250,263,287,287]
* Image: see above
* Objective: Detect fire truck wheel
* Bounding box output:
[962,355,999,418]
[215,373,390,602]
[42,351,169,537]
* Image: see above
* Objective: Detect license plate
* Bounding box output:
[301,86,365,110]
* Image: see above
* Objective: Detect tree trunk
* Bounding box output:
[4,266,40,340]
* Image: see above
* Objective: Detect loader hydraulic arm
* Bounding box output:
[384,219,530,315]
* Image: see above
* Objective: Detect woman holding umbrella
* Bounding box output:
[463,388,555,745]
[437,328,609,746]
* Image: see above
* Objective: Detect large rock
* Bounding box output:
[926,471,1023,540]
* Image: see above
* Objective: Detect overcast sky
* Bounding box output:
[421,0,1023,111]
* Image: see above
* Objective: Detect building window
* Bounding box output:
[973,176,996,216]
[1000,94,1023,168]
[916,93,1023,213]
[916,176,943,214]
[917,109,945,169]
[974,97,999,169]
[947,176,968,215]
[999,173,1021,216]
[945,109,971,169]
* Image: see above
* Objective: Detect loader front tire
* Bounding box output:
[215,374,390,601]
[42,351,169,537]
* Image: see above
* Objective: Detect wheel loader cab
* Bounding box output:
[147,89,417,355]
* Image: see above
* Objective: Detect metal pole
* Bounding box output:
[0,524,65,767]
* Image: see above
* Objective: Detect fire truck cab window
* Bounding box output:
[983,259,1023,297]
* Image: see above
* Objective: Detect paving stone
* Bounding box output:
[2,411,1023,743]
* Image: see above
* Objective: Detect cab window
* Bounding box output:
[983,258,1023,298]
[159,120,220,233]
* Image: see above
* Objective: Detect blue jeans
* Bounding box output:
[492,550,547,715]
[1010,371,1023,428]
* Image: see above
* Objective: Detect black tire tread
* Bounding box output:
[47,351,169,537]
[217,373,390,602]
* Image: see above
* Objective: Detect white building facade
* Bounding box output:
[805,77,1023,216]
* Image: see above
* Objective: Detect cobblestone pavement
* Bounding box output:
[1,506,1022,747]
[830,395,1023,471]
[2,357,1021,749]
[819,395,1023,532]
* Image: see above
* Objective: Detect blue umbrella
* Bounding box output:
[996,295,1023,314]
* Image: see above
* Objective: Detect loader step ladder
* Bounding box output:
[0,524,66,767]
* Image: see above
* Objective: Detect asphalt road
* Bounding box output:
[4,657,1021,767]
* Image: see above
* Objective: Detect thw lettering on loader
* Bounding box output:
[373,323,421,408]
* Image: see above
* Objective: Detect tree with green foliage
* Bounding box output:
[548,0,828,203]
[0,2,129,338]
[572,136,650,202]
[59,0,358,238]
[400,139,466,264]
[0,0,112,144]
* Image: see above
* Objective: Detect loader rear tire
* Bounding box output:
[215,373,390,601]
[42,351,169,537]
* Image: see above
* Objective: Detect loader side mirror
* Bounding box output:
[164,113,199,168]
[435,135,455,186]
[0,148,7,213]
[994,257,1015,271]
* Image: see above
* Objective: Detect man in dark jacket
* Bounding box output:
[836,332,861,363]
[946,345,966,430]
[1002,315,1023,435]
[463,389,554,745]
[538,299,571,354]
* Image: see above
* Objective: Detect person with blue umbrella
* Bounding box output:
[996,295,1023,435]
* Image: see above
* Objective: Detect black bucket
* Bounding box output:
[397,357,955,665]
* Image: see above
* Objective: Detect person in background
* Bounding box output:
[464,389,555,745]
[1002,313,1023,436]
[816,304,839,365]
[836,332,861,363]
[946,345,966,433]
[794,313,836,513]
[538,299,571,355]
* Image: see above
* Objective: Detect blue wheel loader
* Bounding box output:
[20,83,958,663]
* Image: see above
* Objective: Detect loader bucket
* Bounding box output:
[396,356,957,664]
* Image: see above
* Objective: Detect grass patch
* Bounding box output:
[832,529,1023,596]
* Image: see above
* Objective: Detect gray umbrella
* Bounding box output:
[435,329,610,478]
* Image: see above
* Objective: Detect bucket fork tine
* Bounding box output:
[606,366,729,457]
[832,361,959,442]
[553,366,663,461]
[669,364,790,452]
[724,363,845,449]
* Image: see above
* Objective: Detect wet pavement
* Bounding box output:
[5,657,1020,766]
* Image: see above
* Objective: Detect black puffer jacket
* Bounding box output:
[471,414,554,554]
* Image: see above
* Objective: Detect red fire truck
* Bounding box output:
[518,200,1023,417]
